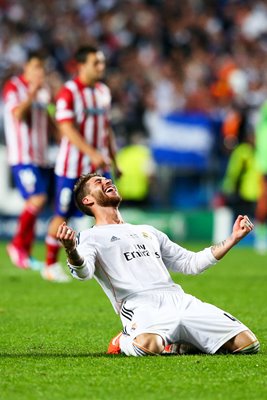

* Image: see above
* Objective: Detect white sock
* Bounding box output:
[120,334,150,357]
[254,223,267,254]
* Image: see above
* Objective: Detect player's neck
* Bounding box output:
[94,207,124,226]
[78,74,96,87]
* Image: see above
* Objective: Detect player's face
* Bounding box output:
[24,58,45,85]
[83,51,106,83]
[86,176,121,208]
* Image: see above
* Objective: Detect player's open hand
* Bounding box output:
[232,215,254,242]
[113,165,122,179]
[56,222,76,252]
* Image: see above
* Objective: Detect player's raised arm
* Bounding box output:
[211,215,254,260]
[56,222,96,280]
[13,70,45,121]
[56,222,84,266]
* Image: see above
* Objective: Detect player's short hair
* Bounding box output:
[74,45,99,64]
[74,173,101,216]
[26,50,45,63]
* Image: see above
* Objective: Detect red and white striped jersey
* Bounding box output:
[3,75,51,167]
[55,77,111,178]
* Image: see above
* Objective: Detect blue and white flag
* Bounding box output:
[145,112,214,170]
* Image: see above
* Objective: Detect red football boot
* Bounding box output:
[107,332,122,354]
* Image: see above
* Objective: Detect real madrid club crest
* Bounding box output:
[142,231,152,239]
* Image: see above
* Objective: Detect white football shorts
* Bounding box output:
[120,288,248,354]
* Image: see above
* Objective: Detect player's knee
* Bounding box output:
[224,330,260,354]
[29,193,47,209]
[134,333,165,355]
[233,339,260,355]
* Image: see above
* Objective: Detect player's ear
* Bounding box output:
[82,195,94,207]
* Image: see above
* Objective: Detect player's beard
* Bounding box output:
[94,191,122,208]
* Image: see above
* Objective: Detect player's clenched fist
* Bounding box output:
[232,215,254,242]
[56,221,76,252]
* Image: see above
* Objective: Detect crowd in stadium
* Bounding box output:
[1,0,267,144]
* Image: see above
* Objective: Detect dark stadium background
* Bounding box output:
[1,0,266,244]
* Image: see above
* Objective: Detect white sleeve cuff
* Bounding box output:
[206,247,219,264]
[67,259,87,270]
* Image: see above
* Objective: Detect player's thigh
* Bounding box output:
[179,294,249,354]
[120,291,183,345]
[11,164,48,199]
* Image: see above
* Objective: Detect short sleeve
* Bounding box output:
[56,86,75,123]
[3,81,19,110]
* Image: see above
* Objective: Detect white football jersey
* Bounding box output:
[68,223,218,313]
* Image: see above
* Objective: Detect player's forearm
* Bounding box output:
[65,246,84,266]
[107,127,117,162]
[59,122,99,157]
[211,235,237,260]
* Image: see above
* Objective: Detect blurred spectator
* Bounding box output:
[219,125,267,254]
[221,131,261,219]
[2,0,267,212]
[1,0,267,142]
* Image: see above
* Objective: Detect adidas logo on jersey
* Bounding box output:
[111,236,120,242]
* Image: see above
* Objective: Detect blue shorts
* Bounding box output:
[55,171,112,218]
[54,176,82,218]
[12,164,53,200]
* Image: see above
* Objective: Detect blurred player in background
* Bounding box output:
[3,51,54,270]
[42,45,121,282]
[255,101,267,253]
[57,173,259,356]
[221,130,266,253]
[222,131,261,220]
[115,133,156,208]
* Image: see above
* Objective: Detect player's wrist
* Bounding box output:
[229,233,240,246]
[65,245,77,256]
[65,246,84,267]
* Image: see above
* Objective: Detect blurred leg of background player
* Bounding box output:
[255,175,267,254]
[42,176,79,282]
[7,165,50,269]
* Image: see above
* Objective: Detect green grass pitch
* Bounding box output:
[0,240,266,400]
